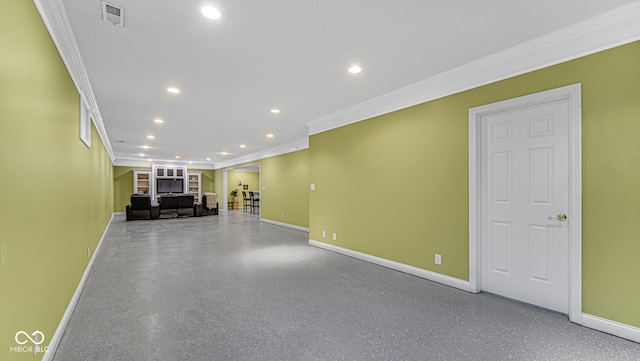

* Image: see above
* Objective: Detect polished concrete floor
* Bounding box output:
[53,211,640,360]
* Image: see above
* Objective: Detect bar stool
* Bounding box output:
[249,191,260,213]
[242,191,251,212]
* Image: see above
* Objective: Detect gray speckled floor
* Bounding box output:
[53,211,640,361]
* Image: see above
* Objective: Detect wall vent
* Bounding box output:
[102,1,124,27]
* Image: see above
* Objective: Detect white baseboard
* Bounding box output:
[43,213,116,361]
[308,239,473,292]
[260,218,309,232]
[113,211,125,215]
[308,240,640,344]
[581,313,640,343]
[39,216,640,353]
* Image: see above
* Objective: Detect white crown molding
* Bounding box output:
[309,240,473,292]
[113,142,309,169]
[231,168,260,173]
[34,0,115,162]
[214,137,309,170]
[306,2,640,135]
[113,158,217,169]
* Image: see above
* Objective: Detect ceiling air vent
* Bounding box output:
[102,1,124,27]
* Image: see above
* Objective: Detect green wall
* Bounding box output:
[198,169,216,195]
[113,166,149,212]
[227,170,260,197]
[214,167,224,204]
[113,166,215,212]
[310,107,468,278]
[0,1,114,359]
[217,150,309,228]
[310,41,640,328]
[261,150,309,228]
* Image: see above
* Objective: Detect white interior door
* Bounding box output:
[480,98,570,314]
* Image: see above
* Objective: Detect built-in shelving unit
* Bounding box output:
[133,170,151,195]
[151,164,188,201]
[132,166,201,202]
[188,172,202,202]
[154,165,186,179]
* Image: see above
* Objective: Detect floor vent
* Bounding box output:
[102,1,124,27]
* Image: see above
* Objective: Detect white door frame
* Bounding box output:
[222,163,262,213]
[468,83,582,323]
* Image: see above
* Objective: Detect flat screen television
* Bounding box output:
[157,179,184,194]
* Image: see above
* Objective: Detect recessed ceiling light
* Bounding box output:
[175,155,181,159]
[271,109,280,114]
[240,144,246,148]
[166,87,180,94]
[142,145,150,149]
[220,152,228,155]
[206,157,211,161]
[138,153,145,157]
[147,135,155,139]
[188,161,192,164]
[154,119,164,123]
[267,133,274,138]
[348,65,362,74]
[201,6,222,20]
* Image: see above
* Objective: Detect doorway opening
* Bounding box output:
[222,163,261,214]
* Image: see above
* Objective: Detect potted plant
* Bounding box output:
[230,189,239,201]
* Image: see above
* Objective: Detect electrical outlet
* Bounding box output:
[310,183,316,190]
[332,233,337,241]
[435,254,442,265]
[87,248,91,258]
[281,212,284,218]
[322,231,326,238]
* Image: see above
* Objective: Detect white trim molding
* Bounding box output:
[468,84,582,321]
[42,214,116,361]
[214,137,309,170]
[261,219,309,232]
[33,0,115,162]
[306,2,640,136]
[309,240,473,292]
[581,314,640,344]
[79,96,91,148]
[113,159,216,169]
[221,162,261,211]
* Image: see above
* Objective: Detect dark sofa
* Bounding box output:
[126,194,159,221]
[158,194,201,218]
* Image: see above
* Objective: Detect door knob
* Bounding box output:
[547,213,567,221]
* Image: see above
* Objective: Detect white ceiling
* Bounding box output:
[60,0,635,167]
